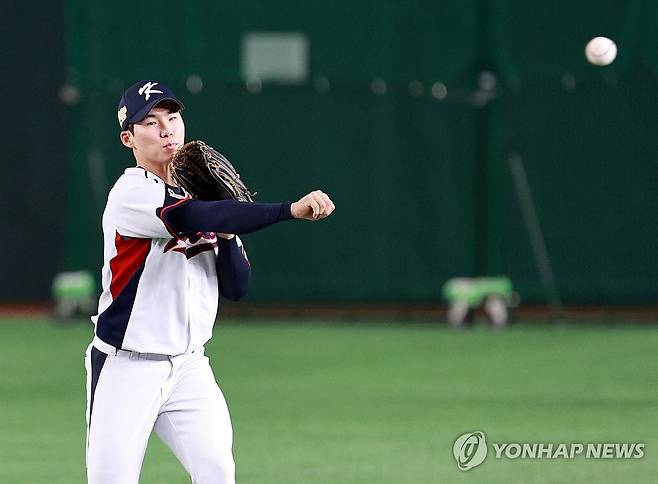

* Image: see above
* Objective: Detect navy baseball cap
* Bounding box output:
[117,80,184,131]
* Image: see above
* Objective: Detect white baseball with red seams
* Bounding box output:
[585,36,617,66]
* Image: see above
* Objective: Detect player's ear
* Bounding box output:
[120,130,134,148]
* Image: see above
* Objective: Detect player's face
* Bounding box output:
[129,107,185,165]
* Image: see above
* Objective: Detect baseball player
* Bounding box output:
[85,79,335,484]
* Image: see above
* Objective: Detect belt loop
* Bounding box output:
[93,335,121,356]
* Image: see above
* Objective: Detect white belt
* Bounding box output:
[92,336,171,361]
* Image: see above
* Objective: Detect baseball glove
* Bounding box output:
[171,140,255,202]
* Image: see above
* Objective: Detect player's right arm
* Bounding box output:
[161,190,335,236]
[108,171,335,240]
[161,199,293,235]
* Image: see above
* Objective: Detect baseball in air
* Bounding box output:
[585,37,617,66]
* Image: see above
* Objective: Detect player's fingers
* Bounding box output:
[313,192,334,217]
[312,190,328,214]
[307,195,321,218]
[307,192,322,215]
[320,192,335,214]
[317,204,333,218]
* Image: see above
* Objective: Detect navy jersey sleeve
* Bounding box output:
[158,197,294,236]
[216,236,251,301]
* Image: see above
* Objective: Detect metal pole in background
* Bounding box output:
[508,154,563,320]
[472,0,493,276]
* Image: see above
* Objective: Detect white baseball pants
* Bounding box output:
[85,341,235,484]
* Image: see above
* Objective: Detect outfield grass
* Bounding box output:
[0,317,656,483]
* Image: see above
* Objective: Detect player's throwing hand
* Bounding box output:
[291,190,336,220]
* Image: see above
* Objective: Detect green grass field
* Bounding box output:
[0,317,656,483]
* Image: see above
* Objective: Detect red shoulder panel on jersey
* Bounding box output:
[109,233,152,299]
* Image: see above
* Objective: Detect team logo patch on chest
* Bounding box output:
[164,232,217,259]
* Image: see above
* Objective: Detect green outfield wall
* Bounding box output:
[4,1,656,303]
[2,3,68,301]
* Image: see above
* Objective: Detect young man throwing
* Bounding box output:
[85,80,335,484]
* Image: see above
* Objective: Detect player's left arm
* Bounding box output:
[215,235,251,301]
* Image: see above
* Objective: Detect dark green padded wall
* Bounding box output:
[61,1,656,303]
[1,3,68,301]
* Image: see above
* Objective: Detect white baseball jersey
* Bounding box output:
[92,166,236,355]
